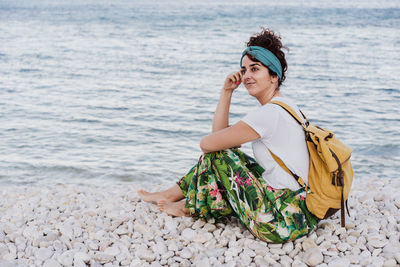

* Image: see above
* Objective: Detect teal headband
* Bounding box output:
[240,46,282,81]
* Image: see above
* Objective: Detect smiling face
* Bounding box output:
[241,55,280,104]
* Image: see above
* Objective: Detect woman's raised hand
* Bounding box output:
[223,71,242,92]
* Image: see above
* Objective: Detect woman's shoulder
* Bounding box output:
[268,96,298,107]
[267,96,302,115]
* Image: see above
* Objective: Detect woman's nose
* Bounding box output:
[243,71,251,81]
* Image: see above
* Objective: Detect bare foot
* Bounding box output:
[137,189,169,204]
[137,185,185,204]
[157,200,190,217]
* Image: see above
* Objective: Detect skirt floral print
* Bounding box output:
[177,149,319,243]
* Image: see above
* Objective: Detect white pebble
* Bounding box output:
[302,238,317,251]
[328,258,350,267]
[133,223,149,235]
[35,247,53,261]
[74,252,91,263]
[193,232,213,243]
[0,259,16,267]
[180,248,193,259]
[57,250,74,266]
[303,248,323,266]
[283,242,294,254]
[93,252,114,264]
[181,228,196,241]
[337,242,348,252]
[168,241,179,252]
[135,248,155,262]
[104,246,120,256]
[161,250,174,261]
[43,259,62,267]
[204,223,216,232]
[383,259,397,267]
[193,257,210,267]
[153,242,167,255]
[191,220,206,230]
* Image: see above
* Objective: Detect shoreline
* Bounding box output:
[1,177,399,267]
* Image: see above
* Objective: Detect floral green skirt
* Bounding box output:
[177,149,319,243]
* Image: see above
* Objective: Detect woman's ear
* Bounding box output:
[271,75,279,84]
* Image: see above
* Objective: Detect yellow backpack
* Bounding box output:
[269,101,354,227]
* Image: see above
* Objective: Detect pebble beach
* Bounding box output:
[1,177,399,267]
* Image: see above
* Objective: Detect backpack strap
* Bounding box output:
[269,100,309,128]
[268,101,309,190]
[268,149,309,191]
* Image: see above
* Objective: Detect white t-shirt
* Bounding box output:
[241,96,309,191]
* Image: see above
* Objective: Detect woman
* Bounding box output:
[138,28,319,243]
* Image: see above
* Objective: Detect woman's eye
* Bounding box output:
[241,70,245,75]
[251,67,258,71]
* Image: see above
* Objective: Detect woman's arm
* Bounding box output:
[200,121,260,153]
[212,71,242,133]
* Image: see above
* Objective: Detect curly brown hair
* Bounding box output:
[245,28,288,87]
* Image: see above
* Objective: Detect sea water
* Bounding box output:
[0,0,399,186]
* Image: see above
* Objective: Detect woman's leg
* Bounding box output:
[137,184,185,204]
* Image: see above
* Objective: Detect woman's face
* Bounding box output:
[241,55,278,99]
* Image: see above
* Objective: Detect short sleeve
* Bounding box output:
[241,105,280,140]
